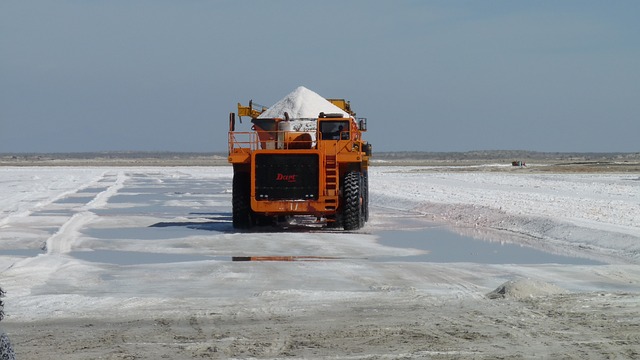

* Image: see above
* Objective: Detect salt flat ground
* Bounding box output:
[0,166,639,359]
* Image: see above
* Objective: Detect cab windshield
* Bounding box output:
[320,121,349,140]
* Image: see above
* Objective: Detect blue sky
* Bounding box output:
[1,1,638,153]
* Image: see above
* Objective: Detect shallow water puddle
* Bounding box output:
[77,187,109,194]
[0,249,44,257]
[70,251,340,265]
[31,209,76,216]
[83,226,204,240]
[83,217,232,240]
[107,193,160,203]
[70,250,226,265]
[375,227,604,265]
[53,196,96,204]
[231,256,341,262]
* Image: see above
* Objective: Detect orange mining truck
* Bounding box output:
[228,96,372,230]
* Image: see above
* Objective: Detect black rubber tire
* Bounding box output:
[358,173,365,228]
[232,172,253,229]
[342,171,363,231]
[363,171,369,223]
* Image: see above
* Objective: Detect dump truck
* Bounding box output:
[228,95,371,230]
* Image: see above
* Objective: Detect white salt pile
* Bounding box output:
[258,86,349,119]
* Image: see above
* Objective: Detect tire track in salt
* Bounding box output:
[2,171,126,297]
[44,171,126,255]
[0,170,106,229]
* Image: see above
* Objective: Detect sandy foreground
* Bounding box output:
[0,164,639,359]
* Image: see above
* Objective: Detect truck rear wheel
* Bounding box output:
[363,171,369,223]
[232,172,253,229]
[342,171,363,231]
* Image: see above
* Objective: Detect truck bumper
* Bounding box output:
[251,198,338,217]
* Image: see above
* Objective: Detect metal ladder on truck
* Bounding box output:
[323,142,339,211]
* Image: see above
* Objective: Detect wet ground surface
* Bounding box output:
[375,226,603,265]
[70,249,225,265]
[0,170,609,267]
[3,168,639,360]
[60,222,606,266]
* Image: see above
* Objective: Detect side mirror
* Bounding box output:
[358,118,367,131]
[364,143,373,157]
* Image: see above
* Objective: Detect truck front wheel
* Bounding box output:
[342,171,363,231]
[232,172,253,229]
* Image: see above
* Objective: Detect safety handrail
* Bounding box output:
[229,130,357,153]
